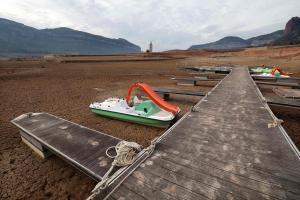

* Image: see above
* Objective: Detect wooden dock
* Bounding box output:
[11,113,121,181]
[184,66,231,74]
[256,81,300,89]
[252,75,300,84]
[105,66,300,199]
[172,77,222,86]
[153,87,206,100]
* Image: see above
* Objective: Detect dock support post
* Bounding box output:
[163,93,170,100]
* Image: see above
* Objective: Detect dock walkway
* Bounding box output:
[107,66,300,199]
[11,113,121,181]
[153,87,206,100]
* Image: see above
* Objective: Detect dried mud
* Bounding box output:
[1,49,300,199]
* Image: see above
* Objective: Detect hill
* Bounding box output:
[189,17,300,50]
[0,18,141,55]
[274,17,300,45]
[189,36,249,50]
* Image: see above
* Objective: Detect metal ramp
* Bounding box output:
[11,112,121,181]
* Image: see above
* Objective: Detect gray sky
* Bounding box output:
[1,0,299,51]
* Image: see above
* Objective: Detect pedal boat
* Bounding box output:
[89,83,180,128]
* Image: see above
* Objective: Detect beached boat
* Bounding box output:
[89,83,180,127]
[251,66,290,77]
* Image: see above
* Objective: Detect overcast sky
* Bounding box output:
[1,0,299,51]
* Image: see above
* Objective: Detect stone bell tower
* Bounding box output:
[149,41,153,52]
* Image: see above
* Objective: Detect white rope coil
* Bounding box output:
[268,118,284,128]
[110,141,142,167]
[88,141,143,199]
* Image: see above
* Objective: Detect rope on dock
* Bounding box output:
[87,141,145,200]
[268,119,284,128]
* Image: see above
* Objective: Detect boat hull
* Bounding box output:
[90,108,171,128]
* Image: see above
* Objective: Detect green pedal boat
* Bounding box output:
[89,83,180,128]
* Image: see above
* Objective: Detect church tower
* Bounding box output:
[149,41,153,52]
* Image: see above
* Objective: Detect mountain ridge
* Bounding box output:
[0,18,141,55]
[189,17,300,50]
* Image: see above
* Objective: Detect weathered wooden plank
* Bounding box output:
[185,66,231,74]
[15,114,65,133]
[36,122,118,173]
[129,168,208,200]
[172,77,222,81]
[252,76,300,83]
[149,156,288,199]
[160,136,300,175]
[11,113,121,181]
[105,197,116,200]
[153,87,206,96]
[161,128,285,157]
[266,96,300,108]
[272,88,300,99]
[110,182,146,200]
[162,127,295,158]
[156,145,300,196]
[189,72,227,77]
[119,175,179,200]
[255,81,300,88]
[150,150,300,194]
[139,162,240,200]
